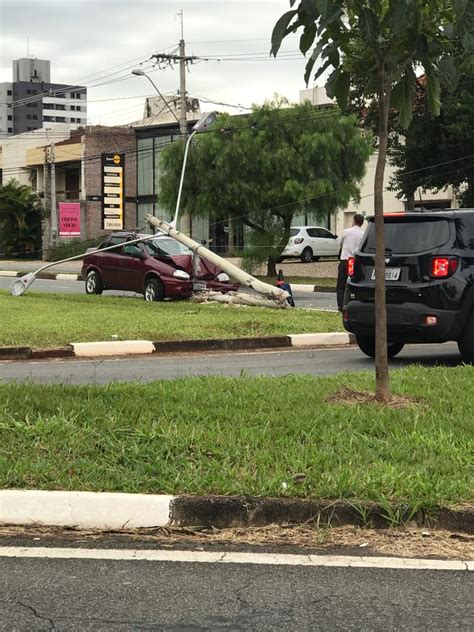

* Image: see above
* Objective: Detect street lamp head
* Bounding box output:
[131,68,146,76]
[192,111,217,133]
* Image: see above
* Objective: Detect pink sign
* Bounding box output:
[59,202,81,237]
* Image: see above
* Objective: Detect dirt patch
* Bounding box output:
[1,525,472,559]
[326,387,416,408]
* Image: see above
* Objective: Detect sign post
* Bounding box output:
[102,153,124,230]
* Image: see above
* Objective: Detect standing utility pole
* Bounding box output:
[50,142,57,246]
[150,11,198,138]
[178,9,187,138]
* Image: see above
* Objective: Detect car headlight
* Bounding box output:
[217,272,230,282]
[173,269,190,280]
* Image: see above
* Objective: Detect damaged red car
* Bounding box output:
[81,231,238,301]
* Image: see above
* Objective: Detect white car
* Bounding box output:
[279,226,340,263]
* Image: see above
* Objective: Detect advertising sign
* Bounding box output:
[102,153,124,230]
[58,202,81,237]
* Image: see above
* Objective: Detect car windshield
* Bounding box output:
[289,228,301,237]
[145,238,192,257]
[362,219,451,254]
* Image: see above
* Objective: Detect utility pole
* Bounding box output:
[178,9,187,138]
[50,142,57,247]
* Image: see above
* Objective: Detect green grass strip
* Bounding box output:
[1,366,472,508]
[0,291,341,348]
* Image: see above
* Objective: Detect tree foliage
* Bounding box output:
[272,0,474,401]
[159,100,372,275]
[0,179,45,258]
[390,73,474,208]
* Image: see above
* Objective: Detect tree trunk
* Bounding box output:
[267,256,277,277]
[406,191,415,211]
[374,64,392,402]
[228,215,235,255]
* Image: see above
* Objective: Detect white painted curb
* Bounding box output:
[72,340,155,357]
[0,271,20,277]
[0,490,172,529]
[290,332,352,347]
[290,284,316,293]
[56,273,81,281]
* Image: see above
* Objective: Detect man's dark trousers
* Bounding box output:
[337,260,348,312]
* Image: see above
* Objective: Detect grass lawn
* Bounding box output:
[0,291,342,348]
[1,365,472,509]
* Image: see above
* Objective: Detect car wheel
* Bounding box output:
[300,247,313,263]
[356,335,404,359]
[312,256,320,263]
[144,277,165,302]
[458,310,474,363]
[85,270,103,295]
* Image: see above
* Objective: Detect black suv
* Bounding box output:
[343,209,474,362]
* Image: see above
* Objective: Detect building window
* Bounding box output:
[7,90,12,96]
[56,117,66,122]
[27,89,31,94]
[7,115,12,120]
[26,103,32,107]
[32,90,38,95]
[32,102,37,108]
[43,116,51,122]
[76,106,81,112]
[8,127,12,132]
[32,114,37,120]
[27,114,31,120]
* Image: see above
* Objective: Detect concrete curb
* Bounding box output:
[0,270,81,281]
[0,270,337,292]
[0,491,471,533]
[0,332,355,361]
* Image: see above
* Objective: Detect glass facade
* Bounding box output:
[136,134,176,233]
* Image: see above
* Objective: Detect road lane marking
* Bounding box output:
[0,547,470,571]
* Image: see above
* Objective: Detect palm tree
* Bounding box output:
[0,179,45,258]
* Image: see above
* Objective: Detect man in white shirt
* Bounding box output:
[337,213,365,312]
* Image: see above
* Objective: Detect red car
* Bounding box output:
[81,231,238,301]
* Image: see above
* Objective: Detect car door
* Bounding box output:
[98,236,128,288]
[318,228,339,256]
[120,243,146,292]
[306,228,322,256]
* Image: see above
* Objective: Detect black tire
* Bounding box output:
[458,311,474,363]
[85,270,103,295]
[312,256,320,263]
[144,277,165,302]
[300,247,313,264]
[356,335,404,359]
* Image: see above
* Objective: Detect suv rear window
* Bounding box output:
[362,219,450,254]
[289,228,301,237]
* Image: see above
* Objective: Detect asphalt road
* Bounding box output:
[0,344,461,385]
[1,545,472,631]
[0,276,337,310]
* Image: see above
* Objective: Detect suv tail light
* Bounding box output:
[294,238,304,244]
[347,257,355,277]
[430,257,458,278]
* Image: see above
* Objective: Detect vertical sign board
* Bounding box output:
[58,202,81,237]
[102,153,124,230]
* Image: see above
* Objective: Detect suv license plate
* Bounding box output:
[371,268,401,281]
[193,282,207,291]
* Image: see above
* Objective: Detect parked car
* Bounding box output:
[343,209,474,362]
[81,231,239,301]
[279,226,340,263]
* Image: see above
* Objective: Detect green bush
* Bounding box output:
[0,179,45,259]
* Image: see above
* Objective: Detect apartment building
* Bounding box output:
[0,58,87,136]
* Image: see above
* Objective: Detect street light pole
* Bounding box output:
[172,111,216,227]
[131,69,179,125]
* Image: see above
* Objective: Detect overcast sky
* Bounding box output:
[0,0,312,124]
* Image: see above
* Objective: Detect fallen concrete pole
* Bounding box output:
[147,214,289,306]
[192,290,288,309]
